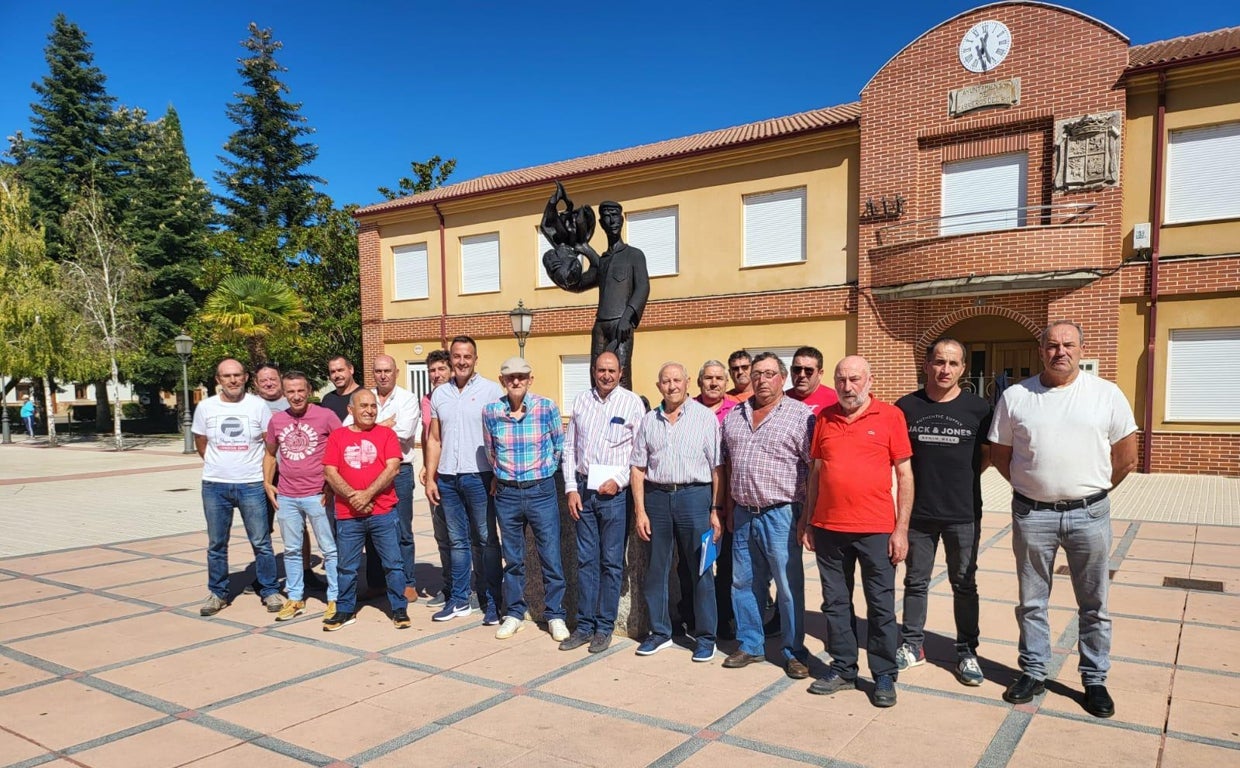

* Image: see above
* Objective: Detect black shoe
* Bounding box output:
[872,673,897,708]
[1003,673,1046,704]
[1083,684,1115,718]
[722,651,764,669]
[392,609,411,629]
[559,628,592,651]
[808,670,856,695]
[323,611,357,632]
[588,633,612,653]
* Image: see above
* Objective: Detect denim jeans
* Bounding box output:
[430,500,452,596]
[575,480,628,635]
[393,463,416,587]
[1012,496,1113,684]
[23,414,35,437]
[276,494,338,602]
[202,480,278,600]
[439,472,502,612]
[813,527,899,680]
[731,504,805,660]
[900,518,980,657]
[335,511,407,614]
[495,477,566,621]
[644,485,716,643]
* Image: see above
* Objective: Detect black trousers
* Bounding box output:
[900,518,981,657]
[813,527,899,680]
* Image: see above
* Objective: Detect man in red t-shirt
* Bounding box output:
[798,355,913,708]
[322,389,409,632]
[785,346,839,415]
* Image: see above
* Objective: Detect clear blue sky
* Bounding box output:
[2,1,1234,209]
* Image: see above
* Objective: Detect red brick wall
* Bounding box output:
[1139,431,1240,476]
[857,3,1130,397]
[1120,256,1240,297]
[358,223,383,376]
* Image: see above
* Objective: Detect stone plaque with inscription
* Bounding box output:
[1054,111,1121,191]
[948,77,1020,117]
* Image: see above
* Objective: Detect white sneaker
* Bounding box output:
[495,616,525,639]
[895,643,925,670]
[548,618,570,642]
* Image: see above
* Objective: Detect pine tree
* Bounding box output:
[215,23,324,238]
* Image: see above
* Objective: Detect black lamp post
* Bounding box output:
[509,300,533,358]
[174,334,194,454]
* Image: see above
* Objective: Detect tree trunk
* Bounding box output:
[109,355,124,451]
[94,377,110,429]
[41,375,58,447]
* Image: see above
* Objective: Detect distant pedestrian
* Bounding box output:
[20,395,36,438]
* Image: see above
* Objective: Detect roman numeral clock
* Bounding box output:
[959,20,1012,73]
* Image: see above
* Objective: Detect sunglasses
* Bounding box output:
[791,366,817,376]
[730,364,750,372]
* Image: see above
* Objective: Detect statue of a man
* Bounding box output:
[541,184,649,390]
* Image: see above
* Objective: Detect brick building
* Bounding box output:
[354,2,1240,475]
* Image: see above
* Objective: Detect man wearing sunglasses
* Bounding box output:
[785,346,839,416]
[725,350,753,402]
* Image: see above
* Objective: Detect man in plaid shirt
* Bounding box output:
[482,357,570,644]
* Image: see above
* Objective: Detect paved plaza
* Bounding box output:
[1,437,1237,767]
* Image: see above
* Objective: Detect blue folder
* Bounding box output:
[699,531,719,576]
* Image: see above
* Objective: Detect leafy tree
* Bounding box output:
[377,154,456,200]
[200,274,309,367]
[215,23,324,238]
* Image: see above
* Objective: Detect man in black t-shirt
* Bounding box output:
[321,355,362,421]
[895,337,992,686]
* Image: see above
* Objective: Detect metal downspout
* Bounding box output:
[434,203,448,349]
[1141,71,1167,473]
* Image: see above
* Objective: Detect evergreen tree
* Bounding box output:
[378,155,456,200]
[9,14,116,260]
[215,23,324,238]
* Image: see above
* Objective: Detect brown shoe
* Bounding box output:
[786,658,810,679]
[722,651,764,669]
[404,586,418,603]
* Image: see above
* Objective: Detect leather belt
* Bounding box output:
[496,477,550,490]
[736,502,790,515]
[645,481,710,493]
[1013,490,1108,511]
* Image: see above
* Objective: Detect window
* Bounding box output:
[626,207,678,276]
[747,347,799,375]
[561,354,592,413]
[460,233,500,294]
[535,231,556,288]
[1166,327,1240,422]
[743,188,806,267]
[1166,122,1240,224]
[392,243,429,301]
[940,152,1027,236]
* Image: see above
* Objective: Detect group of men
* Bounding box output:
[192,319,1136,717]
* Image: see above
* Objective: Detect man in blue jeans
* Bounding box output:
[192,359,281,617]
[559,351,645,653]
[481,356,570,643]
[990,321,1138,719]
[424,336,504,624]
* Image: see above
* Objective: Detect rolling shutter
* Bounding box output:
[561,355,592,413]
[626,207,678,276]
[940,153,1027,235]
[460,233,500,294]
[392,243,428,300]
[1166,122,1240,224]
[743,188,806,267]
[1166,327,1240,422]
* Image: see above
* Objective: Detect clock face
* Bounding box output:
[959,20,1012,73]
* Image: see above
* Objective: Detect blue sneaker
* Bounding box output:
[635,635,672,656]
[873,673,897,707]
[482,605,501,626]
[691,640,716,663]
[432,602,471,622]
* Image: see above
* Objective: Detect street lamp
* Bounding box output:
[509,300,533,358]
[174,334,194,454]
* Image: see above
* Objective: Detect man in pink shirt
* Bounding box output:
[786,346,839,416]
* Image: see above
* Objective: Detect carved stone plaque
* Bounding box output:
[1054,111,1121,191]
[948,77,1020,117]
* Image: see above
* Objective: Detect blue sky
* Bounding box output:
[2,1,1234,210]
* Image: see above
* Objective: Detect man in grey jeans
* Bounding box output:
[989,320,1138,719]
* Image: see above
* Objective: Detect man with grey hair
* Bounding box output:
[633,362,724,661]
[990,320,1137,718]
[694,358,740,639]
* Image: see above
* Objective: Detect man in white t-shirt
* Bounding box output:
[193,358,281,617]
[989,321,1138,719]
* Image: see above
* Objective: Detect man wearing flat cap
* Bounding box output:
[481,357,570,643]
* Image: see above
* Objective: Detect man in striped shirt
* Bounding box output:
[720,352,815,679]
[559,351,646,654]
[482,357,570,643]
[633,362,724,662]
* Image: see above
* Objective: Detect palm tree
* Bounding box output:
[200,274,308,366]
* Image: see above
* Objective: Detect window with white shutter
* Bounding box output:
[535,231,556,288]
[1166,327,1240,422]
[747,347,799,375]
[743,188,806,267]
[1166,122,1240,224]
[626,207,678,276]
[392,243,429,301]
[940,153,1028,236]
[561,355,592,413]
[460,233,500,294]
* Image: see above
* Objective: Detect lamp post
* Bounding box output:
[174,334,194,454]
[1,373,10,444]
[509,299,533,358]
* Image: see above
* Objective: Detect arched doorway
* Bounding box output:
[942,315,1039,402]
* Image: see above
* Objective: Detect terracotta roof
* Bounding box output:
[354,102,861,216]
[1128,25,1240,70]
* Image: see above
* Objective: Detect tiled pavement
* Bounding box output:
[1,439,1238,767]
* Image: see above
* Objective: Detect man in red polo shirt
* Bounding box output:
[799,355,913,708]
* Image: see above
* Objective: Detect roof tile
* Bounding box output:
[1128,25,1240,70]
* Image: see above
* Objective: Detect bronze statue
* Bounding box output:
[541,182,649,390]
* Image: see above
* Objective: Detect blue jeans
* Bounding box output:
[1012,496,1113,684]
[644,485,716,642]
[276,494,338,602]
[23,414,35,437]
[439,472,502,612]
[202,480,278,600]
[495,477,566,621]
[731,503,805,660]
[575,481,629,635]
[335,512,407,614]
[394,463,416,587]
